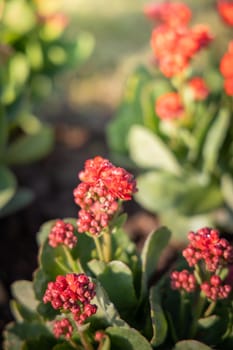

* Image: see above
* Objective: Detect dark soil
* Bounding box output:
[0,111,160,346]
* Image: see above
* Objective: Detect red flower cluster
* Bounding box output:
[188,77,209,101]
[217,0,233,26]
[183,227,233,271]
[155,92,184,120]
[53,318,73,339]
[220,41,233,96]
[201,275,231,301]
[43,273,97,325]
[170,269,196,292]
[73,156,137,235]
[48,220,77,249]
[144,1,191,27]
[149,2,213,77]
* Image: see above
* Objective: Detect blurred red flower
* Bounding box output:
[155,92,184,120]
[217,0,233,26]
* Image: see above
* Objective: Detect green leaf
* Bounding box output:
[173,340,212,349]
[221,174,233,211]
[141,227,171,297]
[0,108,8,156]
[128,125,181,175]
[135,171,223,216]
[135,171,182,213]
[11,281,39,321]
[3,321,52,350]
[106,66,153,154]
[4,125,54,165]
[0,165,16,211]
[149,285,167,346]
[106,326,153,350]
[94,281,128,328]
[203,108,231,173]
[89,260,138,320]
[0,188,34,218]
[159,210,214,242]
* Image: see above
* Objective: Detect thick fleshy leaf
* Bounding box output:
[3,321,53,350]
[106,326,153,350]
[149,285,167,346]
[0,188,34,218]
[141,227,171,297]
[11,281,39,321]
[4,126,54,165]
[89,260,138,320]
[221,174,233,211]
[173,340,212,349]
[135,171,182,213]
[0,165,16,211]
[94,281,128,328]
[135,171,223,216]
[128,125,181,175]
[203,108,231,174]
[0,108,8,156]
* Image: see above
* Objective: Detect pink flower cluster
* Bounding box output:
[171,227,233,301]
[73,156,137,236]
[201,275,231,301]
[48,219,77,249]
[53,318,73,339]
[43,273,97,325]
[182,227,233,271]
[170,269,196,292]
[147,2,213,77]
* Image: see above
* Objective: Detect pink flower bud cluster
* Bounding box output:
[170,269,196,292]
[182,228,233,271]
[73,156,137,236]
[43,273,97,325]
[53,318,73,339]
[201,275,231,301]
[48,219,77,249]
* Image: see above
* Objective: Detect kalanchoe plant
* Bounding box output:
[3,157,233,349]
[107,0,233,239]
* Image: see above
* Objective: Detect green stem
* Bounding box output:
[69,339,83,350]
[63,246,80,273]
[189,292,206,338]
[78,328,94,350]
[102,229,111,263]
[204,301,216,317]
[166,311,178,344]
[179,291,188,338]
[94,236,105,262]
[54,257,70,273]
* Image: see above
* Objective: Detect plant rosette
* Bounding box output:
[3,156,233,350]
[107,1,233,239]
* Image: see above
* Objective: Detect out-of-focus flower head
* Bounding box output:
[156,92,184,120]
[220,41,233,95]
[217,0,233,26]
[151,24,213,77]
[187,77,210,100]
[144,1,192,27]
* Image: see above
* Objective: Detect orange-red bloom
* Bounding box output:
[188,77,209,100]
[220,41,233,95]
[155,92,184,120]
[151,24,213,77]
[217,0,233,26]
[144,1,192,27]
